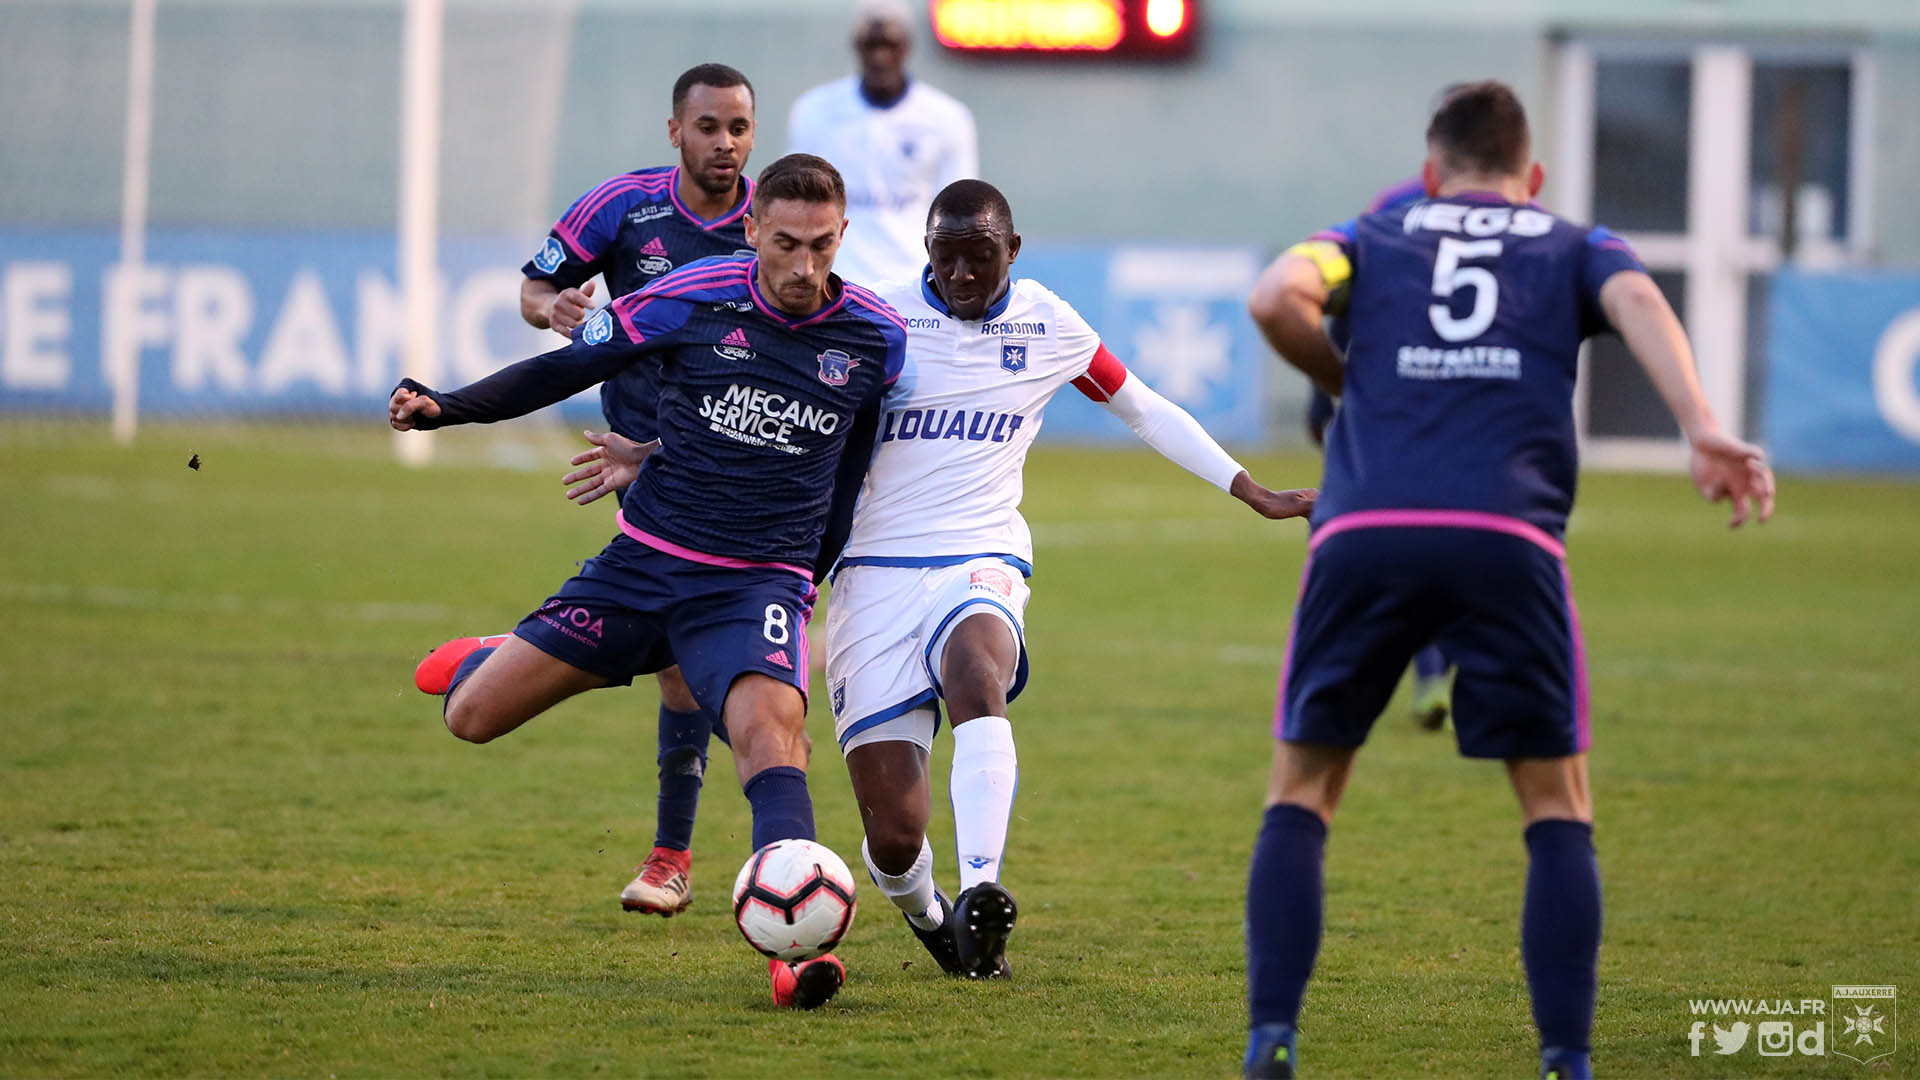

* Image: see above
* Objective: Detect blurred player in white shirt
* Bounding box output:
[787,0,978,285]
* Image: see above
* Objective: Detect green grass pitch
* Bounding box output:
[1,422,1914,1077]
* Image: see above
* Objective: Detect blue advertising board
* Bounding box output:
[0,229,1270,444]
[1766,268,1920,472]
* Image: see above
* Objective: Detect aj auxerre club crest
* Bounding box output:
[1001,339,1028,374]
[1833,985,1897,1065]
[817,349,859,386]
[533,236,566,274]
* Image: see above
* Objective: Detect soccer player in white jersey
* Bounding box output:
[565,180,1314,979]
[787,0,978,285]
[827,180,1313,978]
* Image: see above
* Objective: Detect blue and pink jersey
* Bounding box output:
[523,166,756,442]
[423,255,907,571]
[1309,193,1644,539]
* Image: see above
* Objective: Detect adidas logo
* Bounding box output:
[721,327,751,348]
[764,650,792,670]
[640,237,668,257]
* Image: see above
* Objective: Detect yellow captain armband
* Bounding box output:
[1282,240,1352,314]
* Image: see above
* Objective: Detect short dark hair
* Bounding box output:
[752,154,846,216]
[928,178,1014,232]
[672,63,754,114]
[1425,80,1530,177]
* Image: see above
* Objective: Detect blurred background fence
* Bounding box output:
[3,0,1918,471]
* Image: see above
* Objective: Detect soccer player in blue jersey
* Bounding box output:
[389,154,907,1009]
[418,63,761,919]
[1239,83,1775,1078]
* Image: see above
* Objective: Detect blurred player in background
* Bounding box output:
[1240,82,1774,1079]
[787,0,978,284]
[574,180,1314,979]
[417,63,760,921]
[392,155,906,1010]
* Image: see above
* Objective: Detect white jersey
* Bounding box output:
[787,76,978,285]
[839,274,1106,572]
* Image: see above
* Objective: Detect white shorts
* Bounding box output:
[825,557,1032,755]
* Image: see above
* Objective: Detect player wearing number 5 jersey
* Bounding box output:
[1239,83,1774,1079]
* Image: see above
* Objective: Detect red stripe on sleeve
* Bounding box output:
[1071,344,1128,402]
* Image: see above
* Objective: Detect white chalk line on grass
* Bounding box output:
[0,581,488,625]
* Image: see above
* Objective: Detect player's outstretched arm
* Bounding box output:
[388,339,635,433]
[1248,251,1345,396]
[1074,350,1314,521]
[1599,271,1777,527]
[561,430,658,505]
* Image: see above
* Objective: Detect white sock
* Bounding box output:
[862,835,942,930]
[951,715,1017,891]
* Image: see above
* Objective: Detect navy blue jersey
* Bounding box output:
[420,255,908,570]
[1311,191,1645,537]
[522,166,756,441]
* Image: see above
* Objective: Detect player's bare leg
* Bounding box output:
[1247,740,1359,1078]
[621,664,708,916]
[1507,754,1599,1080]
[846,739,965,974]
[941,612,1021,978]
[723,673,843,1009]
[441,634,609,743]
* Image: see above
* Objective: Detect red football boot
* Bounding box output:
[769,953,845,1010]
[413,634,512,695]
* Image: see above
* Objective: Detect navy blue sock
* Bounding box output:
[653,706,711,852]
[1247,802,1328,1029]
[1413,643,1448,681]
[443,646,495,715]
[742,765,815,851]
[1523,819,1601,1065]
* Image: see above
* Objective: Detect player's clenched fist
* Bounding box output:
[389,380,443,431]
[546,282,597,335]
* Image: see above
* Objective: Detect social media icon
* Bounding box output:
[1757,1021,1794,1056]
[1713,1022,1751,1054]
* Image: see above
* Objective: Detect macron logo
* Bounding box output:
[722,328,751,349]
[764,650,792,670]
[640,237,668,257]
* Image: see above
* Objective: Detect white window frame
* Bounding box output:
[1554,37,1874,470]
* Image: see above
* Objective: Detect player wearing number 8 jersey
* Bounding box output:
[388,155,905,1010]
[1239,82,1775,1078]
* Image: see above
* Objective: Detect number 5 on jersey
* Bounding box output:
[1429,237,1501,342]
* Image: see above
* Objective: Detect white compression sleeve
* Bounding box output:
[1098,376,1245,491]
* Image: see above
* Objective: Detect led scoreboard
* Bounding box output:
[931,0,1199,59]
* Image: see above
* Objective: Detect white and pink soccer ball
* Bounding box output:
[731,838,858,962]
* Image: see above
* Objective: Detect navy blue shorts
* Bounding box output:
[1275,512,1590,760]
[514,526,816,716]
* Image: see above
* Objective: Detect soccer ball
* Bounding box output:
[731,838,858,962]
